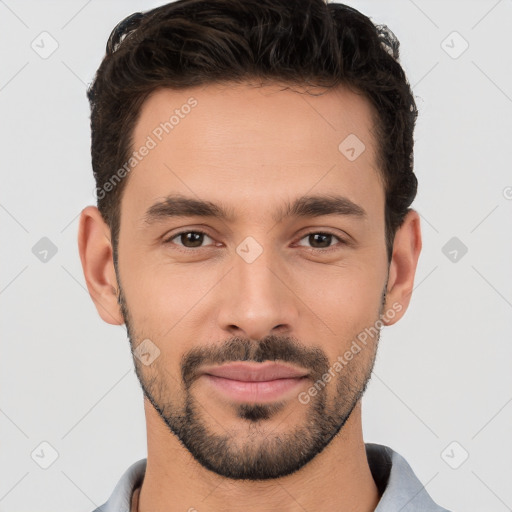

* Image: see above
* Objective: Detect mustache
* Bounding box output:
[181,335,330,388]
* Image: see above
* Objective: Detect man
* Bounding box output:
[78,0,451,510]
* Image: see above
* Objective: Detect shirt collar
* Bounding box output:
[93,443,450,512]
[365,443,450,511]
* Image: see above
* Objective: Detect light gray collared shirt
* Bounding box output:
[92,443,451,511]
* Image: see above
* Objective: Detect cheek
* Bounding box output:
[119,234,386,355]
[297,261,384,324]
[119,251,223,350]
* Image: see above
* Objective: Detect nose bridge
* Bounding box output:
[217,239,297,340]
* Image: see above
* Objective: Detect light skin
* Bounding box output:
[78,82,421,512]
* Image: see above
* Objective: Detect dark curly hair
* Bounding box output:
[87,0,418,264]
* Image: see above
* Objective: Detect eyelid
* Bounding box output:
[163,228,349,252]
[293,230,348,250]
[163,229,216,248]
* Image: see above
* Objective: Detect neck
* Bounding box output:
[137,399,380,512]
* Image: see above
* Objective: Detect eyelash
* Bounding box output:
[163,229,347,254]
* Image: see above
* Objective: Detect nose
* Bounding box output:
[216,246,299,341]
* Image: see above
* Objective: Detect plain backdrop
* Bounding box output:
[1,1,511,511]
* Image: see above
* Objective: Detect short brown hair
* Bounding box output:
[87,0,418,263]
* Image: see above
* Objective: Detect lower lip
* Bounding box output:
[203,375,307,403]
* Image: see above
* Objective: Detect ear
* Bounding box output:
[77,206,124,325]
[382,209,422,326]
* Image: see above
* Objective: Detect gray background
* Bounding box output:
[1,0,511,510]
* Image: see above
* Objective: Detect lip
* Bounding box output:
[202,362,309,381]
[200,362,309,403]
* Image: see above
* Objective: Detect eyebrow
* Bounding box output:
[142,193,367,225]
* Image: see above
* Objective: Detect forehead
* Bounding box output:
[123,82,384,224]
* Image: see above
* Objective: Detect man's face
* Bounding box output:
[115,83,389,480]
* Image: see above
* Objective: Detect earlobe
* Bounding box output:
[382,209,422,326]
[77,206,125,325]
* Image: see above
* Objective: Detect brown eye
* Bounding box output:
[165,230,214,249]
[308,233,333,248]
[296,231,346,251]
